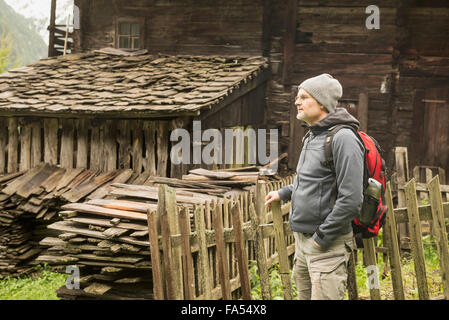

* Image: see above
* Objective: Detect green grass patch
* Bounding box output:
[0,264,68,300]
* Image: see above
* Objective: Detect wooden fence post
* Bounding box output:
[249,202,271,300]
[157,184,183,300]
[159,200,176,299]
[147,209,164,300]
[347,248,358,300]
[178,206,195,300]
[404,178,430,300]
[384,182,405,300]
[362,237,381,300]
[427,176,449,300]
[212,200,232,300]
[271,201,293,300]
[194,204,212,299]
[395,147,410,249]
[231,201,252,300]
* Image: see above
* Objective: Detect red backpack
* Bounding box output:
[314,124,388,240]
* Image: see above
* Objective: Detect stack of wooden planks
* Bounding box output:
[38,202,154,300]
[38,184,220,300]
[0,164,150,277]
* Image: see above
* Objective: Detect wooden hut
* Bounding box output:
[0,48,269,177]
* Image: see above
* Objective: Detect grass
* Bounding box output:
[0,264,68,300]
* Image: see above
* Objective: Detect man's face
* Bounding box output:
[295,88,327,125]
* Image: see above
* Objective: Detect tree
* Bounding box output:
[0,25,20,73]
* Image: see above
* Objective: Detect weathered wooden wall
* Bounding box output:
[0,117,171,176]
[393,3,449,175]
[71,0,449,176]
[74,0,265,56]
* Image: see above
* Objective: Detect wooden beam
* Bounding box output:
[48,0,57,57]
[0,110,200,119]
[262,0,273,57]
[358,93,369,132]
[282,0,297,85]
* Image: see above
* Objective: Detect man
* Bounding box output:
[265,74,364,300]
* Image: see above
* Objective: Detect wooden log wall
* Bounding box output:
[0,117,173,177]
[74,0,265,56]
[394,3,449,173]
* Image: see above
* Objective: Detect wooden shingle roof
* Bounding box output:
[0,48,269,118]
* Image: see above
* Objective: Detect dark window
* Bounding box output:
[117,22,141,50]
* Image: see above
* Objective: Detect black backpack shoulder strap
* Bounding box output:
[323,124,359,209]
[321,124,358,172]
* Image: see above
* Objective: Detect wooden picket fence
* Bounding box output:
[147,173,449,300]
[146,177,296,300]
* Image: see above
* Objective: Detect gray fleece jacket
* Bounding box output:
[278,108,364,249]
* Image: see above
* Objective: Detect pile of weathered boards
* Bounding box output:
[0,163,140,278]
[0,164,268,299]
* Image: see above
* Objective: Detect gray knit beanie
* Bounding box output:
[298,73,343,113]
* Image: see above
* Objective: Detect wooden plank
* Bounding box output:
[158,184,183,299]
[103,120,117,172]
[86,199,157,213]
[347,249,358,300]
[249,202,271,299]
[43,118,59,166]
[143,121,156,175]
[404,178,430,300]
[282,0,297,85]
[54,167,85,192]
[427,176,449,300]
[395,147,410,249]
[147,209,164,300]
[62,170,120,203]
[41,168,66,192]
[19,120,31,171]
[68,217,147,231]
[271,201,293,300]
[87,169,134,200]
[231,200,252,300]
[102,227,128,239]
[178,206,195,299]
[156,121,169,177]
[362,237,381,300]
[212,199,232,300]
[132,120,143,173]
[90,122,102,170]
[75,118,88,168]
[61,203,148,221]
[60,119,74,168]
[194,204,211,299]
[384,182,405,300]
[0,117,7,173]
[2,164,44,195]
[7,117,19,172]
[117,120,131,169]
[358,92,369,132]
[16,163,58,198]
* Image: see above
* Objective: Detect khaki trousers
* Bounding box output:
[292,231,354,300]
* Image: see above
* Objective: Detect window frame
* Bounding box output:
[114,16,145,51]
